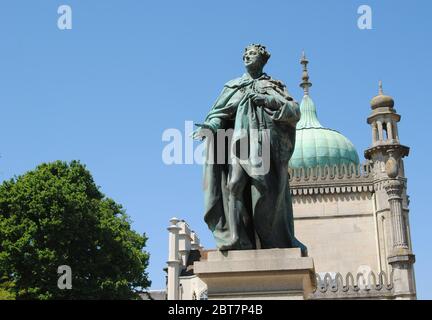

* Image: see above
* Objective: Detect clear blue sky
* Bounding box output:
[1,0,431,299]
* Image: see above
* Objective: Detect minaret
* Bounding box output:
[367,81,402,147]
[364,82,416,299]
[365,81,410,178]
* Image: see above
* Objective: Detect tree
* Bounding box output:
[0,279,15,300]
[0,160,150,299]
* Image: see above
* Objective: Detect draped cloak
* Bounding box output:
[199,73,307,253]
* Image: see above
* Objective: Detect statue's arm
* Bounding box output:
[266,81,300,127]
[266,84,300,127]
[192,86,239,140]
[273,99,300,127]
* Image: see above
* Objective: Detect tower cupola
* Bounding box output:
[365,81,409,161]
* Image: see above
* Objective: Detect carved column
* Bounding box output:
[372,122,378,145]
[393,123,399,141]
[384,179,408,250]
[167,217,181,300]
[384,155,416,299]
[387,121,394,141]
[377,121,384,141]
[178,221,192,267]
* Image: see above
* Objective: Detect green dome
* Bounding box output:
[289,95,360,170]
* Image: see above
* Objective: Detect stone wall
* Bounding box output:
[293,192,379,274]
[290,164,382,276]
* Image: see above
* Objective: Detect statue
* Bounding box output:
[193,44,306,254]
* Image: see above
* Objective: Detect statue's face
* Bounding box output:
[243,48,264,69]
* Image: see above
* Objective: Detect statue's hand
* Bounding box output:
[191,123,213,140]
[251,93,282,110]
[250,93,268,107]
[191,128,206,140]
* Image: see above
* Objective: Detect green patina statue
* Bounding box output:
[193,44,306,254]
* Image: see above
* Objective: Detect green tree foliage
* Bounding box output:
[0,278,16,300]
[0,161,150,299]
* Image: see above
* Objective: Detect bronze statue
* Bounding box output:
[193,44,306,254]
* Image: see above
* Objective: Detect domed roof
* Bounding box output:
[289,95,360,170]
[371,94,394,109]
[370,81,394,109]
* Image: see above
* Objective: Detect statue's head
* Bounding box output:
[243,44,271,70]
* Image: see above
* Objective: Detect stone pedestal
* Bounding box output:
[193,248,316,300]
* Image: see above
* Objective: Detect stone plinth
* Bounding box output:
[193,248,316,300]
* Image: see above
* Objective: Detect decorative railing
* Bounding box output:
[289,163,372,183]
[288,164,374,195]
[311,271,394,299]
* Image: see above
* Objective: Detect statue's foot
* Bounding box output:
[218,237,239,251]
[292,238,308,257]
[218,244,233,251]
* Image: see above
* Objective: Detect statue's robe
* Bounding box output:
[199,73,306,253]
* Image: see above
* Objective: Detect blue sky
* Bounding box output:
[0,0,431,298]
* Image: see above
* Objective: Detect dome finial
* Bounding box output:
[300,50,312,95]
[379,80,384,95]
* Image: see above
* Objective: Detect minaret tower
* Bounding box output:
[364,82,416,299]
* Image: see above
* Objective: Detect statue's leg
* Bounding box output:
[219,160,248,251]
